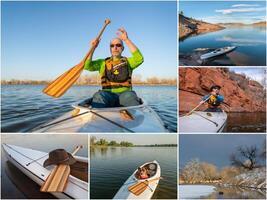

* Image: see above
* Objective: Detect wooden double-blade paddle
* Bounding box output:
[43,19,111,98]
[128,177,162,196]
[40,145,83,192]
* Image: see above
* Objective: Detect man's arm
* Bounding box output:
[117,28,144,69]
[84,38,102,71]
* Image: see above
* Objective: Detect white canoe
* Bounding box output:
[179,111,227,133]
[2,143,88,199]
[113,160,161,199]
[200,46,236,60]
[33,98,168,133]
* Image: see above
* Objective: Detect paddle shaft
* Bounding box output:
[43,19,110,98]
[186,95,210,116]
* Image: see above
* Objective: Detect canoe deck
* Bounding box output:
[2,144,88,199]
[179,111,227,133]
[33,99,168,133]
[113,160,161,199]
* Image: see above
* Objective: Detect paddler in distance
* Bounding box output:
[200,85,224,112]
[84,28,144,108]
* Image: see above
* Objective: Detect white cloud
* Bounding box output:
[232,4,260,8]
[216,7,266,15]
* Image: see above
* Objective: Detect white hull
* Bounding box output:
[2,144,88,199]
[200,46,236,60]
[113,160,161,199]
[179,111,227,133]
[33,99,168,133]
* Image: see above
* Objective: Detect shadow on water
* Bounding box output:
[205,185,266,199]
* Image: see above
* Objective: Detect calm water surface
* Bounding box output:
[1,85,177,132]
[90,147,177,199]
[179,27,266,66]
[1,134,88,199]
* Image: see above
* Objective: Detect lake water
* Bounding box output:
[179,27,266,66]
[1,85,177,132]
[1,134,88,199]
[90,146,177,199]
[226,112,266,132]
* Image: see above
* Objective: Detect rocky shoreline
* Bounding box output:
[179,14,224,40]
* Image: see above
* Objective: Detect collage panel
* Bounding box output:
[1,0,177,133]
[179,134,266,199]
[179,0,266,66]
[0,0,266,199]
[90,134,177,199]
[1,134,89,199]
[179,67,266,133]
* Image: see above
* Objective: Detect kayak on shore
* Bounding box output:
[200,46,237,60]
[113,160,161,199]
[2,143,88,199]
[179,111,227,133]
[32,98,168,133]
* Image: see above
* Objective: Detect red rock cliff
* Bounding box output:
[179,68,266,112]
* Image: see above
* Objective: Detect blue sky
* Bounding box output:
[180,134,266,168]
[179,1,266,24]
[1,1,177,81]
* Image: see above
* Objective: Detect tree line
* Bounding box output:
[90,137,177,147]
[1,74,176,86]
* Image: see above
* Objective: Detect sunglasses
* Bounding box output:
[110,44,122,48]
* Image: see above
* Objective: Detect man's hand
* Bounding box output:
[117,28,128,41]
[91,38,100,49]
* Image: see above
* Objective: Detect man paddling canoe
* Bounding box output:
[200,85,224,112]
[84,28,144,108]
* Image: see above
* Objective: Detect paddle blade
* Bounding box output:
[43,62,84,98]
[40,164,70,192]
[128,180,148,196]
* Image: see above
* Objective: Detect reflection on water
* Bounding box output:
[179,27,266,66]
[1,134,88,199]
[1,85,177,132]
[226,112,266,132]
[90,147,177,199]
[205,185,266,199]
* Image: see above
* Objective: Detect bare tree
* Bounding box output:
[181,159,205,183]
[230,145,259,170]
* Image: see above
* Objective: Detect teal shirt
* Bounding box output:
[84,49,144,93]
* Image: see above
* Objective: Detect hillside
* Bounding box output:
[179,14,224,39]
